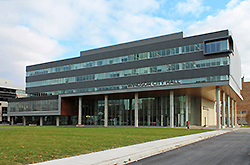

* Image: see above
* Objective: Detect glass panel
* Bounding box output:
[195,44,200,51]
[190,45,194,52]
[185,45,190,53]
[181,46,185,53]
[221,40,228,50]
[206,43,211,53]
[205,40,229,53]
[201,60,206,67]
[176,47,179,54]
[166,49,170,55]
[170,48,175,55]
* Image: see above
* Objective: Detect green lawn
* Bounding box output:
[0,126,211,165]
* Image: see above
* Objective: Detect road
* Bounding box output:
[129,128,250,165]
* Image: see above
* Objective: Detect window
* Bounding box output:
[2,107,7,114]
[166,49,170,55]
[176,47,179,54]
[185,45,190,53]
[205,39,229,54]
[242,111,247,114]
[190,45,194,52]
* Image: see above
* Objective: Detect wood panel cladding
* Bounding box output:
[61,98,77,116]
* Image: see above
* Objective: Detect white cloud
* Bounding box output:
[186,0,250,81]
[74,0,181,46]
[176,0,210,16]
[226,0,240,9]
[0,26,65,86]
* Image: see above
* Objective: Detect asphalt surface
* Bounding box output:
[129,128,250,165]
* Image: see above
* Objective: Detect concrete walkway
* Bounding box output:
[34,128,238,165]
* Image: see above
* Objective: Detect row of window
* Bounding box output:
[27,57,228,88]
[9,100,58,112]
[29,75,228,97]
[205,39,229,54]
[0,87,16,93]
[26,43,204,77]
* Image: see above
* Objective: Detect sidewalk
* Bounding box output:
[34,128,238,165]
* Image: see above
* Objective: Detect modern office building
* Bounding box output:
[6,29,242,128]
[0,78,26,124]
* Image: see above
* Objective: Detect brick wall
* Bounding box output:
[237,81,250,124]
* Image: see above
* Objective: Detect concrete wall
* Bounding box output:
[201,98,216,126]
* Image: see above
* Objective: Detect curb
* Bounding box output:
[105,130,231,165]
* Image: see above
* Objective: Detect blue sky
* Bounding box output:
[0,0,249,86]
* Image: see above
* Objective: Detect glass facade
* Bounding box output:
[205,40,229,54]
[22,116,78,125]
[25,116,40,125]
[7,95,199,126]
[107,99,133,126]
[8,99,58,112]
[81,100,105,126]
[26,43,203,77]
[59,116,77,125]
[8,94,201,126]
[74,95,199,126]
[29,75,228,97]
[27,57,228,88]
[138,97,167,126]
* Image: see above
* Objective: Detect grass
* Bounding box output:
[0,126,211,165]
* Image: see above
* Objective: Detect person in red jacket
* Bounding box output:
[186,120,190,129]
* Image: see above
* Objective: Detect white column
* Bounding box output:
[231,99,234,127]
[119,100,122,126]
[135,93,139,127]
[23,116,26,126]
[94,100,98,125]
[129,99,133,126]
[216,87,221,129]
[147,100,150,126]
[40,116,43,126]
[180,96,184,127]
[227,96,230,127]
[170,91,174,128]
[234,101,237,126]
[221,92,226,128]
[161,96,164,126]
[104,95,108,127]
[78,97,82,125]
[185,95,189,123]
[56,116,59,126]
[156,98,159,126]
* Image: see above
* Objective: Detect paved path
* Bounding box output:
[34,129,233,165]
[130,128,250,165]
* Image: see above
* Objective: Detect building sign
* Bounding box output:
[128,80,180,88]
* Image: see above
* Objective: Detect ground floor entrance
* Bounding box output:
[64,93,202,127]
